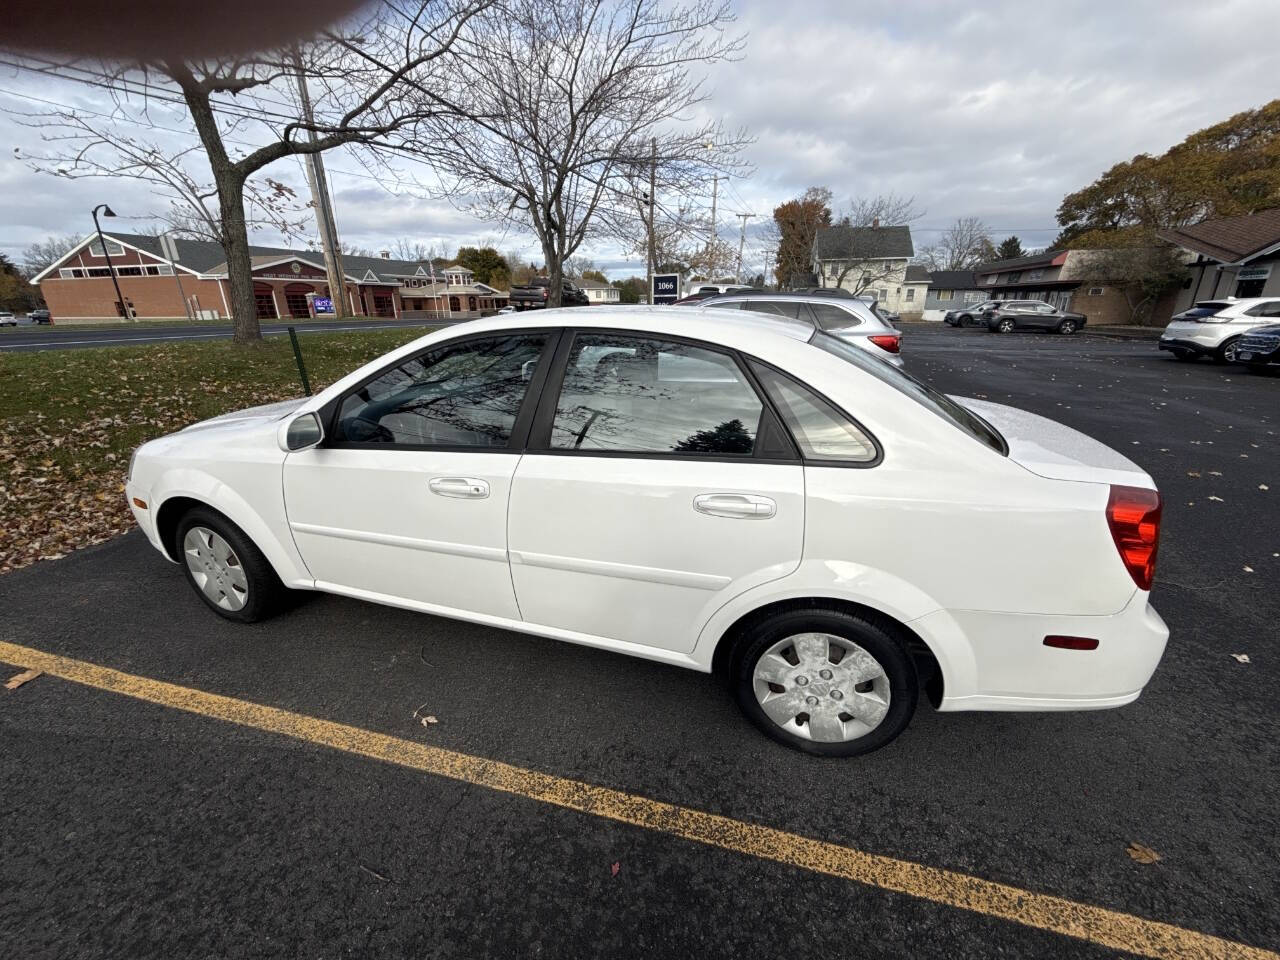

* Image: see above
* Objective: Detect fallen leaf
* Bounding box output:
[1186,471,1201,478]
[1208,495,1224,502]
[1261,485,1270,491]
[1243,566,1254,573]
[1232,653,1251,663]
[421,715,438,726]
[1126,843,1162,864]
[5,669,42,690]
[610,861,621,877]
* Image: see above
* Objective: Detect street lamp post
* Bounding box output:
[91,204,129,321]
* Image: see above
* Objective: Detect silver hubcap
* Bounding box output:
[752,633,891,743]
[1223,341,1238,361]
[1061,322,1075,333]
[1000,320,1014,332]
[183,526,248,612]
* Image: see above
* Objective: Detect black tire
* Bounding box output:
[174,506,287,623]
[730,607,918,757]
[992,317,1015,334]
[1214,338,1242,364]
[1057,319,1078,335]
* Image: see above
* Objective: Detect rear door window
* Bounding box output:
[741,300,805,320]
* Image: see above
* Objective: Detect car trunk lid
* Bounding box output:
[955,398,1154,488]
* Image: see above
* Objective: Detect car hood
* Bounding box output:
[955,397,1153,488]
[180,397,307,433]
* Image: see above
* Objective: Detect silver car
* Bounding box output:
[1158,297,1280,363]
[696,292,903,366]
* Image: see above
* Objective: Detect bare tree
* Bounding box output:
[12,0,491,342]
[391,237,432,261]
[819,194,922,294]
[919,217,995,272]
[425,0,750,307]
[19,235,81,276]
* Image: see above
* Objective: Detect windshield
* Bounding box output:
[812,332,1007,455]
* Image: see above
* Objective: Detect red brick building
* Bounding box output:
[33,232,508,324]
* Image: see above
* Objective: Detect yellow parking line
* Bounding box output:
[1,638,1272,960]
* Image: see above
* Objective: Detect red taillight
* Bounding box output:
[541,287,548,299]
[868,334,900,354]
[1106,485,1161,591]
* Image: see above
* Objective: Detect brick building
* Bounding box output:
[32,232,509,324]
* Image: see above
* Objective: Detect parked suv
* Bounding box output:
[987,300,1087,335]
[28,308,51,324]
[1237,323,1280,372]
[944,301,1001,327]
[697,292,903,366]
[1158,298,1280,363]
[0,310,16,327]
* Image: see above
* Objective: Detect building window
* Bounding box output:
[88,239,125,258]
[1005,271,1022,283]
[1026,269,1045,281]
[985,274,996,284]
[87,267,113,277]
[936,290,953,301]
[877,289,888,301]
[964,291,981,303]
[1088,287,1104,296]
[116,266,143,276]
[905,288,915,302]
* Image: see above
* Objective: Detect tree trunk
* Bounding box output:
[171,62,262,342]
[214,171,260,343]
[544,238,563,309]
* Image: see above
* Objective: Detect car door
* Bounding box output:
[1030,302,1058,328]
[282,330,556,620]
[506,330,805,654]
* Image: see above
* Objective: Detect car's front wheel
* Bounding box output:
[175,507,286,623]
[731,608,918,756]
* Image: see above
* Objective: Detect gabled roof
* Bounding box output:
[576,279,616,289]
[904,265,931,283]
[1157,207,1280,264]
[34,231,463,285]
[813,224,914,260]
[926,269,981,289]
[975,249,1065,274]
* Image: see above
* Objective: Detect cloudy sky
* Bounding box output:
[3,0,1279,278]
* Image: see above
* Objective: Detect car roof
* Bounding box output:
[417,304,818,345]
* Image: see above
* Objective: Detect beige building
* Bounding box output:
[1159,207,1280,311]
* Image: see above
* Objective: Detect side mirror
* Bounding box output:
[280,412,324,452]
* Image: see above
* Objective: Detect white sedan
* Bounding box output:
[126,305,1168,756]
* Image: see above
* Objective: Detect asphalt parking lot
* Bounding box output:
[2,324,1277,959]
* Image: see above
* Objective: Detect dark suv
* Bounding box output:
[508,278,590,310]
[987,300,1087,335]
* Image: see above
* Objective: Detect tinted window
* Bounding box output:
[704,299,742,310]
[752,363,876,463]
[337,334,546,446]
[741,300,805,320]
[1244,301,1280,318]
[812,333,1007,455]
[1176,301,1231,319]
[809,302,862,330]
[550,334,763,455]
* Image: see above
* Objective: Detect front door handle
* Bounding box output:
[693,493,776,519]
[429,477,490,499]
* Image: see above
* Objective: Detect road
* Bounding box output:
[1,325,1277,959]
[0,318,443,352]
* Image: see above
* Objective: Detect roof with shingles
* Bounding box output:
[926,269,981,288]
[904,264,931,283]
[975,249,1064,274]
[813,224,914,260]
[1157,207,1280,263]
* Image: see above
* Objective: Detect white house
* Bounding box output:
[810,223,924,317]
[578,279,621,305]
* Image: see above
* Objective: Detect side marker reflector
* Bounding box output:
[132,497,148,510]
[1044,635,1098,651]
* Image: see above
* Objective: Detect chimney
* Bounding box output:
[872,216,880,228]
[380,250,390,259]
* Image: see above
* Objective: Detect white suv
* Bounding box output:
[1158,298,1280,363]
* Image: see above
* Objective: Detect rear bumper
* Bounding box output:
[912,590,1169,712]
[1158,336,1215,356]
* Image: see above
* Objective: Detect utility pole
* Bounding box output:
[646,136,657,303]
[707,175,718,276]
[292,48,348,319]
[735,212,754,283]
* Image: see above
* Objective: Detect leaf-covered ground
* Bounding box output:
[0,328,430,574]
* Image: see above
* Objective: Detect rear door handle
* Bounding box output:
[693,493,776,519]
[429,477,490,499]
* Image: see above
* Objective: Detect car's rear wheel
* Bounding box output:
[1057,319,1078,335]
[1215,338,1242,364]
[994,318,1015,334]
[175,507,286,623]
[731,608,917,757]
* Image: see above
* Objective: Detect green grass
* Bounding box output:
[0,315,402,332]
[0,326,434,572]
